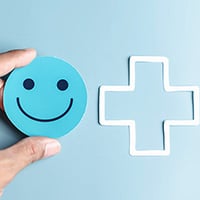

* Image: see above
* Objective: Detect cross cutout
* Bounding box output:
[99,56,200,156]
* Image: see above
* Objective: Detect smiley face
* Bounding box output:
[3,57,87,138]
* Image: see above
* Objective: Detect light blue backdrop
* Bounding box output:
[0,0,200,199]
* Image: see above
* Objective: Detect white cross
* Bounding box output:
[99,56,200,156]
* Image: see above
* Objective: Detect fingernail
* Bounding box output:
[44,141,61,158]
[24,48,37,56]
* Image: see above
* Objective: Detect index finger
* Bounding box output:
[0,48,37,77]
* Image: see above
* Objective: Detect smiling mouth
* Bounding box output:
[16,97,73,122]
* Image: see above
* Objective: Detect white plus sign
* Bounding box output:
[99,56,200,156]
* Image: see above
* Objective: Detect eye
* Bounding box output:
[57,79,68,91]
[23,78,35,90]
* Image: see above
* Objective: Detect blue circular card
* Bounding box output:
[3,56,87,138]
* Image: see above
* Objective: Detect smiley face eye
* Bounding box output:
[23,78,35,90]
[57,79,69,91]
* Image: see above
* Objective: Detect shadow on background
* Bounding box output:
[0,110,26,149]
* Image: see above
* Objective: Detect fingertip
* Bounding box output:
[0,48,38,76]
[21,48,37,63]
[10,48,37,69]
[43,139,61,158]
[24,48,37,57]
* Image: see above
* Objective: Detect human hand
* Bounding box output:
[0,49,61,196]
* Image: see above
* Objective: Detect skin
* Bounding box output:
[0,49,61,196]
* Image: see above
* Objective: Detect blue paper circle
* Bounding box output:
[3,56,87,138]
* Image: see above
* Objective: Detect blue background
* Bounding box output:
[0,0,200,199]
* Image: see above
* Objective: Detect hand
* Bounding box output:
[0,49,61,196]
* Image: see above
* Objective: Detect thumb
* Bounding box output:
[0,137,61,189]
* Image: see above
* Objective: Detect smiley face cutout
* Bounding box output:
[3,57,87,138]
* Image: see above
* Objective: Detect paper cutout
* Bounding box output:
[99,56,200,156]
[4,57,87,138]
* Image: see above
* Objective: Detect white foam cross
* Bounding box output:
[99,56,200,156]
